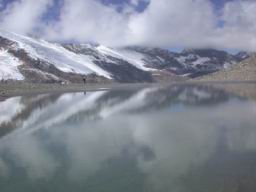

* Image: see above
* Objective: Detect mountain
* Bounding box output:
[0,30,249,83]
[122,47,243,78]
[195,54,256,81]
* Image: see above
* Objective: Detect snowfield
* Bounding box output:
[0,30,112,79]
[96,45,155,71]
[118,49,155,71]
[0,49,24,80]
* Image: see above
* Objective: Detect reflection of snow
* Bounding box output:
[99,88,157,118]
[18,91,107,135]
[192,88,211,99]
[178,87,211,101]
[0,97,24,124]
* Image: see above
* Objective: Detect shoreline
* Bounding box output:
[1,81,256,99]
[0,82,157,98]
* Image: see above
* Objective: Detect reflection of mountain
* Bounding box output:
[0,85,256,191]
[0,85,237,138]
[0,94,61,137]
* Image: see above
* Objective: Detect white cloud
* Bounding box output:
[127,0,256,50]
[0,0,53,35]
[44,0,217,48]
[130,0,149,6]
[0,0,256,51]
[215,0,256,51]
[130,0,140,6]
[128,0,217,48]
[44,0,129,46]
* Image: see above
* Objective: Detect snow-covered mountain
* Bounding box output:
[122,47,250,77]
[0,30,249,83]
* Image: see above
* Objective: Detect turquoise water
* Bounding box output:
[0,84,256,192]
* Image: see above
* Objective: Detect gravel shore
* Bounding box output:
[0,82,156,98]
[1,81,256,103]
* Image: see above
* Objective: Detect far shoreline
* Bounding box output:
[1,81,256,99]
[0,82,156,98]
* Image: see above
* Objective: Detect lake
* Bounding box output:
[0,84,256,192]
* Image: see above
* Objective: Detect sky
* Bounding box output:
[0,0,256,51]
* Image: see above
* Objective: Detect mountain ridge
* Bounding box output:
[0,30,250,83]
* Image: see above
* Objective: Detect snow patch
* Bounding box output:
[118,49,156,71]
[176,56,187,64]
[97,45,156,71]
[192,57,211,66]
[0,49,24,80]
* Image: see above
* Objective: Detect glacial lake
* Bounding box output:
[0,84,256,192]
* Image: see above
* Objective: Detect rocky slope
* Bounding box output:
[195,54,256,81]
[0,30,249,83]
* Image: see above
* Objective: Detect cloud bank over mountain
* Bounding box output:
[0,0,255,51]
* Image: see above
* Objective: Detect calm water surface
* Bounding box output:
[0,84,256,192]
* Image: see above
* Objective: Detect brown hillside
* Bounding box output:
[195,54,256,81]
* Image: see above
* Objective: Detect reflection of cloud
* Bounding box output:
[64,121,134,180]
[129,114,217,190]
[5,136,59,180]
[0,97,24,124]
[0,87,255,189]
[131,100,256,190]
[0,158,9,178]
[227,128,256,152]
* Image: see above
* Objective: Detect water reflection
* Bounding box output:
[0,84,256,192]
